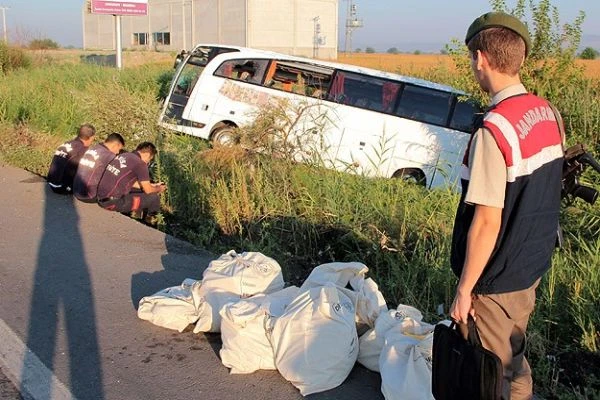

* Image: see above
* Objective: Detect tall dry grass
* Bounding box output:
[338,53,600,80]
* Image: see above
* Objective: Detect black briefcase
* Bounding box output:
[431,316,503,400]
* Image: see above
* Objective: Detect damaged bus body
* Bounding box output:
[159,44,478,188]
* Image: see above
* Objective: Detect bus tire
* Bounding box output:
[210,124,239,146]
[392,168,426,186]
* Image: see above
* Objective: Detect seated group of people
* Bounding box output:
[46,124,167,217]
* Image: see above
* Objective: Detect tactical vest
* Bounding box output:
[450,93,564,294]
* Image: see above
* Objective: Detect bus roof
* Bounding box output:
[191,43,466,95]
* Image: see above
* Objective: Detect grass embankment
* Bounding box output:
[0,53,599,399]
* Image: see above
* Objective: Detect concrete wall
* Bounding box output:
[247,0,337,59]
[83,0,337,59]
[83,13,115,50]
[193,0,245,46]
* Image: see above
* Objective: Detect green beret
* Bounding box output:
[465,11,531,56]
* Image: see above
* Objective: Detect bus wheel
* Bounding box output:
[392,168,426,186]
[211,124,239,146]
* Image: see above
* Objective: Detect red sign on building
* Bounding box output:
[91,0,148,16]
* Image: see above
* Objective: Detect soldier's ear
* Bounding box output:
[474,50,486,71]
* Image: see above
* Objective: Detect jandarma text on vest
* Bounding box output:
[516,106,557,140]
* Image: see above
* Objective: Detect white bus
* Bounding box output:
[159,44,479,188]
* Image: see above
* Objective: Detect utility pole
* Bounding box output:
[115,14,122,69]
[181,0,194,51]
[344,0,363,54]
[0,6,9,43]
[191,0,195,48]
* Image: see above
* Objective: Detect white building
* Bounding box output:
[82,0,338,59]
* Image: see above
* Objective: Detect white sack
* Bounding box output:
[219,286,300,374]
[380,319,435,400]
[355,278,388,328]
[271,283,359,396]
[194,250,285,333]
[300,262,387,327]
[358,305,424,371]
[137,278,203,332]
[299,261,368,291]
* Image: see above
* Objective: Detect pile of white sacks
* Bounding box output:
[138,250,448,399]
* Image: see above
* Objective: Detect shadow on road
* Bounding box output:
[130,234,224,357]
[20,187,104,399]
[129,235,206,308]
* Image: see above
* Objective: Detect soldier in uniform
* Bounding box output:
[96,142,166,216]
[449,12,564,400]
[73,132,125,203]
[47,124,96,194]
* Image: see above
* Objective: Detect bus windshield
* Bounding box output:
[173,55,206,96]
[163,46,238,125]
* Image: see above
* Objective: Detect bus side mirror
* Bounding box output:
[173,51,187,69]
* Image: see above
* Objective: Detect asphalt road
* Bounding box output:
[0,165,383,400]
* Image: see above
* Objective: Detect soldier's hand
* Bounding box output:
[450,291,475,324]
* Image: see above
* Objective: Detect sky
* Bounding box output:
[1,0,599,52]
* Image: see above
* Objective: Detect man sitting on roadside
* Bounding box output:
[73,132,126,203]
[47,124,96,194]
[96,142,166,216]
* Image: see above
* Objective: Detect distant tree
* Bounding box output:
[355,48,362,53]
[29,38,60,50]
[440,48,449,55]
[365,47,376,54]
[387,47,399,54]
[413,49,422,55]
[579,47,599,60]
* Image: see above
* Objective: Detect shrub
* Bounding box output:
[29,38,60,50]
[156,69,175,100]
[0,42,31,74]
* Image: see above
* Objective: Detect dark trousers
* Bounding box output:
[98,192,160,214]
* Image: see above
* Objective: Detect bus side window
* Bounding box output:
[450,98,480,132]
[215,60,235,78]
[258,60,333,98]
[382,82,401,113]
[396,85,452,126]
[264,61,278,87]
[215,59,269,84]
